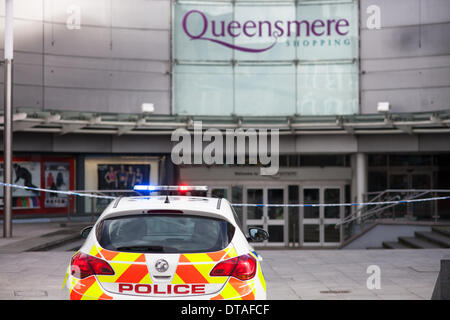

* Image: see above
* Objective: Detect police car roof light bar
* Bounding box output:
[133,185,208,192]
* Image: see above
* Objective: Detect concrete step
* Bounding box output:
[0,227,84,253]
[415,231,450,248]
[382,241,412,249]
[398,236,442,249]
[432,226,450,237]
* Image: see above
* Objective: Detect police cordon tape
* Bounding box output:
[1,182,450,208]
[0,182,116,200]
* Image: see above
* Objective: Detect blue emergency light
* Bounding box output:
[133,185,208,192]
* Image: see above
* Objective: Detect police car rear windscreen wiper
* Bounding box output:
[115,245,166,252]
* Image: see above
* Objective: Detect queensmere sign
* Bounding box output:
[182,9,351,53]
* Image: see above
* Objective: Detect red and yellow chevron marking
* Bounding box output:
[69,276,113,300]
[67,244,259,300]
[178,246,237,264]
[173,246,238,285]
[211,277,256,300]
[92,246,152,285]
[91,245,146,263]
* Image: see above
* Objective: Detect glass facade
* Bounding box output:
[173,0,359,116]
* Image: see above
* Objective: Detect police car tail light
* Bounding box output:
[210,254,257,281]
[71,252,114,279]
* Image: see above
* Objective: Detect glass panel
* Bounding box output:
[174,65,233,115]
[303,188,319,219]
[174,3,233,60]
[173,1,360,117]
[324,188,340,219]
[389,174,408,189]
[368,171,387,192]
[297,63,359,115]
[288,185,300,244]
[99,215,234,253]
[268,225,284,243]
[211,188,228,199]
[296,1,359,61]
[369,154,387,167]
[344,184,351,218]
[234,4,296,61]
[232,185,243,223]
[389,155,432,167]
[235,65,296,116]
[411,175,432,220]
[304,224,320,243]
[324,224,340,243]
[247,189,263,219]
[268,188,284,220]
[300,155,346,167]
[412,174,431,189]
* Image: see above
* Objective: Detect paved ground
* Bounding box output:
[0,222,448,300]
[261,249,449,300]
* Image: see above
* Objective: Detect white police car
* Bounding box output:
[63,186,268,300]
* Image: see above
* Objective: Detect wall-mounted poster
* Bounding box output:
[0,161,41,209]
[44,162,70,208]
[97,164,151,190]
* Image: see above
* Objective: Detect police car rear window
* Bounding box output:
[97,214,235,254]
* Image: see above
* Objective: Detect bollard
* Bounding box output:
[431,260,450,300]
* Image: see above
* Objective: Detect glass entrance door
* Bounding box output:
[301,186,343,246]
[244,186,287,246]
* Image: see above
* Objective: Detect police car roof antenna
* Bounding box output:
[164,186,170,204]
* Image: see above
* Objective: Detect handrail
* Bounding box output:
[339,189,450,227]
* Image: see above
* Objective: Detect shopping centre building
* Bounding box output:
[1,0,450,248]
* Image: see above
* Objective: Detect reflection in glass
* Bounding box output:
[212,188,227,199]
[324,188,340,219]
[297,63,359,115]
[268,189,284,220]
[232,185,243,225]
[303,188,319,219]
[235,65,296,116]
[304,224,320,243]
[247,189,263,219]
[173,2,360,117]
[174,65,233,115]
[324,224,340,243]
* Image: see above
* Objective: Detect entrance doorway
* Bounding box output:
[300,185,344,247]
[199,182,348,247]
[243,186,288,246]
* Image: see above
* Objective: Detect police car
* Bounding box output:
[63,186,268,300]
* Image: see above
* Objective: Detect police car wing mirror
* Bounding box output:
[80,226,93,239]
[247,227,269,242]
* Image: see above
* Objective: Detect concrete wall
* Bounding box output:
[360,0,450,114]
[0,0,171,114]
